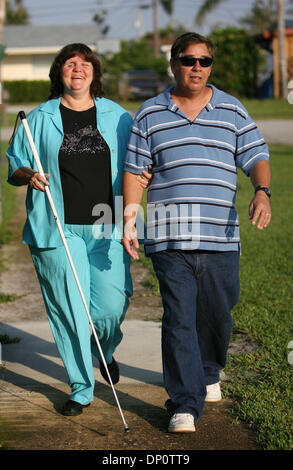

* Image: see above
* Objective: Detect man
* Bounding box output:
[122,32,271,433]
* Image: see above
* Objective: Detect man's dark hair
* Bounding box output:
[171,32,215,60]
[48,43,103,99]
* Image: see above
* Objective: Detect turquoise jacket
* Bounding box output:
[6,97,133,247]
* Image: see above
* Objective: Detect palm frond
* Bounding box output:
[195,0,228,26]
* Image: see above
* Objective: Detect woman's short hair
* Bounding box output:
[48,43,103,99]
[171,32,215,60]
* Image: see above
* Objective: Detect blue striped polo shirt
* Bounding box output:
[124,85,270,255]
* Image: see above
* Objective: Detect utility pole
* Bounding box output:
[0,0,6,225]
[135,3,149,39]
[277,0,287,98]
[153,0,159,57]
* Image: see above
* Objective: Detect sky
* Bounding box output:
[20,0,284,40]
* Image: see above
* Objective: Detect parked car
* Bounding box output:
[118,70,164,100]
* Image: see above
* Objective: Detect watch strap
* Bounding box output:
[254,186,271,198]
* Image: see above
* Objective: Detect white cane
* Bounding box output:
[18,111,130,433]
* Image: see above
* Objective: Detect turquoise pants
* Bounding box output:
[30,224,133,405]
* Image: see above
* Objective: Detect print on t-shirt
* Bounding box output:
[60,124,108,156]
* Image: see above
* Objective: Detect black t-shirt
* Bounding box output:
[58,104,113,224]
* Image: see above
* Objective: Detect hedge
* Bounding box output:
[3,80,51,103]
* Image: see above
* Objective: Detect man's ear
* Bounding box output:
[170,58,177,77]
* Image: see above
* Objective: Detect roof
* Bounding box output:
[3,24,103,49]
[263,19,293,38]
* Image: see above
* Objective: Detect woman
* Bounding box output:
[6,43,150,416]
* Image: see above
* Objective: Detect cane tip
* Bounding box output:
[125,426,130,433]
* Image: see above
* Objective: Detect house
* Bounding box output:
[1,24,120,81]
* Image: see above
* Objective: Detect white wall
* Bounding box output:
[2,53,55,80]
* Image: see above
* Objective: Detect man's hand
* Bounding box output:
[136,165,153,189]
[123,171,145,259]
[248,160,271,230]
[249,191,271,230]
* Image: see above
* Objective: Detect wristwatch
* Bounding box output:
[254,186,271,198]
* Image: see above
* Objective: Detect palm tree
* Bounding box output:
[195,0,292,27]
[240,0,277,34]
[5,0,29,24]
[160,0,174,17]
[195,0,227,26]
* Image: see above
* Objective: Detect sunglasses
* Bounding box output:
[178,56,213,68]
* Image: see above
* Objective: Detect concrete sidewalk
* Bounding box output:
[256,119,293,145]
[0,319,163,387]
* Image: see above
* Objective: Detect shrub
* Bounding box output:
[209,27,261,98]
[4,80,50,103]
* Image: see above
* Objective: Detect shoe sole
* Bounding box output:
[62,410,82,416]
[205,395,222,402]
[168,428,195,433]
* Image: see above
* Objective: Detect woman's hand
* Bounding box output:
[29,172,50,192]
[136,165,152,189]
[12,167,50,191]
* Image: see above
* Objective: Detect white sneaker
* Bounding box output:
[205,382,222,402]
[168,413,195,433]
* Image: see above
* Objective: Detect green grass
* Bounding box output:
[0,141,18,309]
[0,141,16,246]
[225,144,293,450]
[1,98,292,123]
[1,113,17,127]
[0,293,18,303]
[138,144,293,449]
[0,334,20,344]
[118,98,293,120]
[242,98,293,120]
[120,97,293,120]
